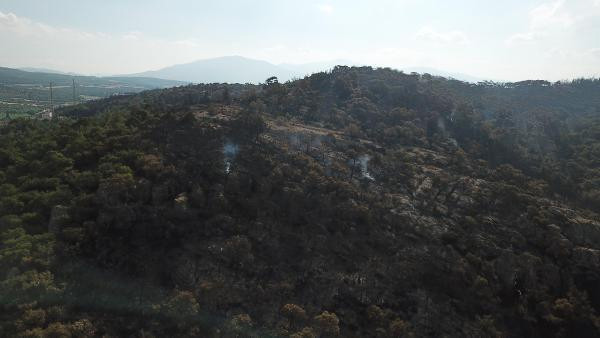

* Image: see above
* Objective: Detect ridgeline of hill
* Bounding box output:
[128,56,488,84]
[1,66,600,337]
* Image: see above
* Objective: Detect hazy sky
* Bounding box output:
[1,0,599,81]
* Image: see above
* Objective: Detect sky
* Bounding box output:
[0,0,599,81]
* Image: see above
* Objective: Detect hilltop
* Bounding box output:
[1,66,600,337]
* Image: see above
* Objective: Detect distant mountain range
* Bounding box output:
[18,67,82,76]
[130,56,288,84]
[10,57,493,88]
[0,67,185,89]
[127,56,491,84]
[128,56,350,84]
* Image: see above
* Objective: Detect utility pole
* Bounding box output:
[72,79,76,104]
[49,82,54,118]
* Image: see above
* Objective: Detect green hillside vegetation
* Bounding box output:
[0,67,186,118]
[1,66,599,337]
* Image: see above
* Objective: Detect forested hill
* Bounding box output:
[442,77,600,117]
[2,66,600,337]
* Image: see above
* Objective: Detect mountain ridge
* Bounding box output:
[0,67,185,87]
[127,56,491,84]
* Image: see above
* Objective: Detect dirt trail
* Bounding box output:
[268,120,383,149]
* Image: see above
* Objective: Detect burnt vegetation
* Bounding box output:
[1,66,600,337]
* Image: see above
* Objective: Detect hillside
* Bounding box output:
[1,67,600,337]
[0,67,185,118]
[18,68,81,76]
